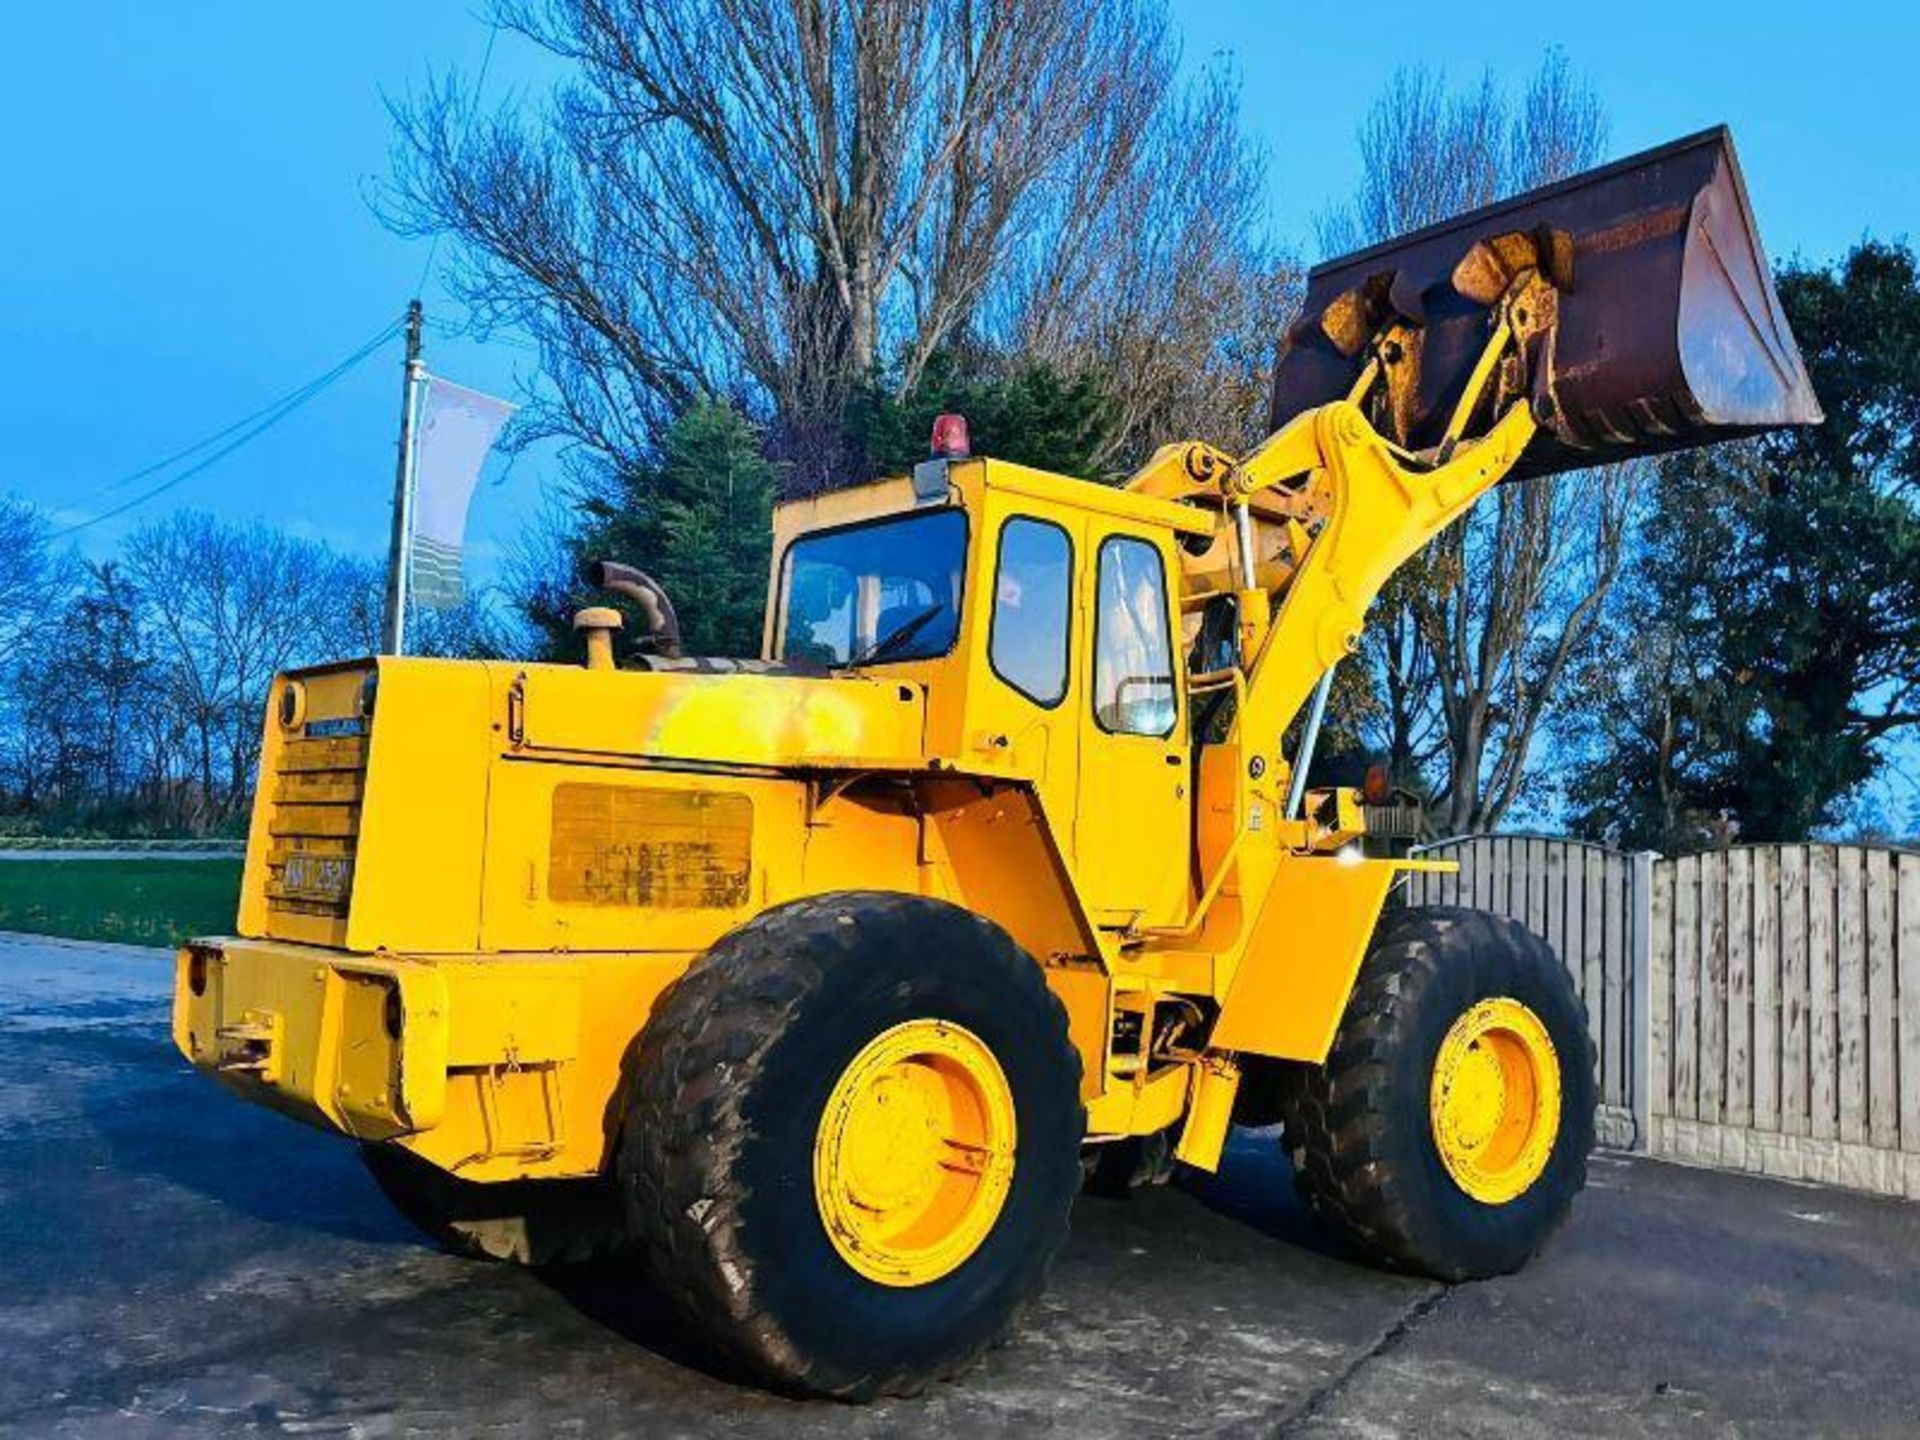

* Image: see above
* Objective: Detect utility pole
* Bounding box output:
[380,299,425,655]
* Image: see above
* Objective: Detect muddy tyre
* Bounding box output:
[359,1144,627,1266]
[1282,906,1595,1281]
[619,891,1083,1400]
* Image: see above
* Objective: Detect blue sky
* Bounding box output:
[4,1,1915,584]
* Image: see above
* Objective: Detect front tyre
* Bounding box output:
[1282,906,1595,1281]
[619,892,1083,1399]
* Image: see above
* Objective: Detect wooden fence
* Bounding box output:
[1401,836,1920,1201]
[1401,835,1646,1149]
[1649,845,1920,1198]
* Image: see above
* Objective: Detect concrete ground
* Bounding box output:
[5,932,1918,1437]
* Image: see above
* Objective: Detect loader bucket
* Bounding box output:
[1269,126,1822,479]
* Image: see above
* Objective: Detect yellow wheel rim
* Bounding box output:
[1429,997,1561,1205]
[813,1019,1016,1287]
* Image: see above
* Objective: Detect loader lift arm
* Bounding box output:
[1125,277,1541,974]
[1220,281,1540,795]
[1084,282,1550,1171]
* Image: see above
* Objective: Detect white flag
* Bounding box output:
[409,374,516,609]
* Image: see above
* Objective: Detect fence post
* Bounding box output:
[1630,849,1657,1151]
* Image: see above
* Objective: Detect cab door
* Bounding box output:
[1073,529,1190,926]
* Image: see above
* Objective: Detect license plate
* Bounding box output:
[282,852,353,902]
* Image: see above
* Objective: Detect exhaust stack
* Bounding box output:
[1270,126,1822,479]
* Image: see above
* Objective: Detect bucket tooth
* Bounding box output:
[1271,126,1822,479]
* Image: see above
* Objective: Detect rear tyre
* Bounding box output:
[1281,906,1595,1281]
[359,1144,626,1266]
[620,891,1083,1400]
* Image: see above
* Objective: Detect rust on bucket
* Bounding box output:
[1270,126,1822,479]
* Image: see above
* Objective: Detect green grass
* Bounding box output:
[0,858,244,948]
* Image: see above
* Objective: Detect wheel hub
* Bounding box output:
[1429,997,1561,1205]
[814,1019,1016,1286]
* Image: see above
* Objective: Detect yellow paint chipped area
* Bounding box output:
[499,662,928,771]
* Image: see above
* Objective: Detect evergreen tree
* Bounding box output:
[527,399,779,660]
[1558,242,1920,847]
[843,349,1116,483]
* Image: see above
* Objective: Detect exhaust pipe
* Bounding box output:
[587,559,684,659]
[1270,126,1822,479]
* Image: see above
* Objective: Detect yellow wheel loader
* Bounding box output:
[173,128,1819,1398]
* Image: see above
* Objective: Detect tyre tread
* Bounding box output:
[623,890,1080,1399]
[1282,905,1596,1281]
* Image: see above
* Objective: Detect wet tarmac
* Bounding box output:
[4,931,1918,1436]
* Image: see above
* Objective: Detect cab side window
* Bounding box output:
[1093,535,1176,736]
[989,517,1072,706]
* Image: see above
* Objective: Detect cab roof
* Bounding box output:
[771,457,1213,550]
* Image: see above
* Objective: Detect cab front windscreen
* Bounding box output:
[777,509,967,667]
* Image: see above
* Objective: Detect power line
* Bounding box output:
[426,315,542,356]
[78,314,404,501]
[52,316,405,539]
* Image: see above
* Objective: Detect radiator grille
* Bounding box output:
[263,731,366,939]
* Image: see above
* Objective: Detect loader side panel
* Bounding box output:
[504,660,930,771]
[1209,856,1405,1062]
[478,754,809,956]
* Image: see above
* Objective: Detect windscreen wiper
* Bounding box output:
[846,603,945,668]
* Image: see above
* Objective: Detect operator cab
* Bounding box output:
[764,416,1212,929]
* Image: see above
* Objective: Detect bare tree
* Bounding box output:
[997,68,1301,468]
[0,496,59,669]
[1418,465,1641,832]
[126,513,373,826]
[0,512,421,834]
[388,0,1275,489]
[1319,54,1606,254]
[1323,53,1639,833]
